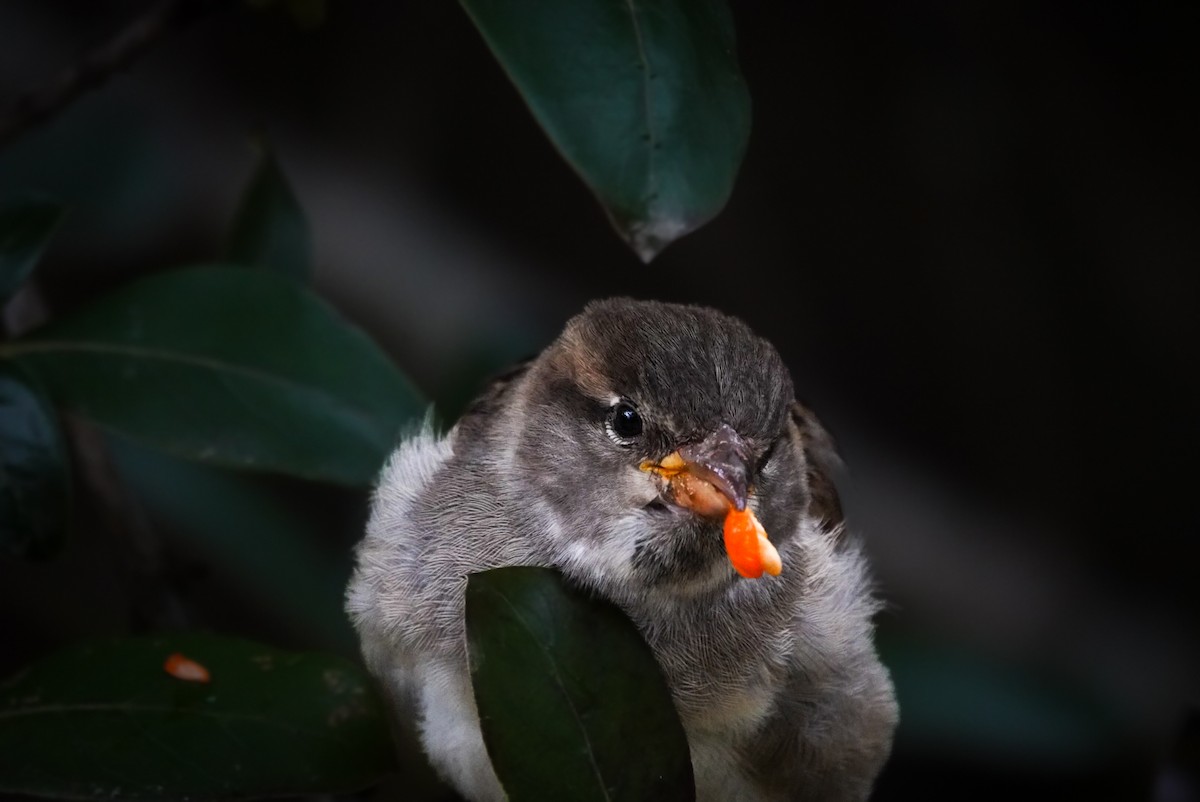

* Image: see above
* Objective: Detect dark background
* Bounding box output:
[2,2,1197,801]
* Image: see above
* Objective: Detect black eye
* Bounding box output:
[606,401,643,444]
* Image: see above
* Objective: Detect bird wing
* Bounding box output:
[455,356,534,429]
[789,401,845,537]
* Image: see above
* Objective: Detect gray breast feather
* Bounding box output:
[345,423,897,802]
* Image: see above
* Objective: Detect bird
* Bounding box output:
[345,297,898,801]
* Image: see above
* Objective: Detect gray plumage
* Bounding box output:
[346,298,898,801]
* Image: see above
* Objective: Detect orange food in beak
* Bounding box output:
[641,453,729,518]
[723,507,782,578]
[642,450,782,579]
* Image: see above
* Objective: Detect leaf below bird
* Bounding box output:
[0,362,70,559]
[466,566,696,802]
[3,266,425,486]
[0,633,396,800]
[459,0,751,262]
[0,196,65,305]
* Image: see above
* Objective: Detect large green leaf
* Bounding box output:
[0,633,396,800]
[459,0,751,262]
[0,362,70,559]
[108,436,359,656]
[466,567,695,801]
[0,197,64,304]
[3,266,424,485]
[225,148,312,280]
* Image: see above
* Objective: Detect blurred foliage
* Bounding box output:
[876,625,1134,768]
[0,0,750,797]
[0,633,393,800]
[9,265,425,485]
[0,1,1183,800]
[0,198,63,304]
[225,144,312,280]
[107,437,360,656]
[0,148,421,798]
[0,361,69,559]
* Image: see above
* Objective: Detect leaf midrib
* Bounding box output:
[623,0,658,207]
[492,587,613,802]
[1,339,391,431]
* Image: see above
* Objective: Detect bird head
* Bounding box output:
[503,298,833,597]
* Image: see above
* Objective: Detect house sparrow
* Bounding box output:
[346,298,898,801]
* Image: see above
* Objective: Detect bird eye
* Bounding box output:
[605,400,643,445]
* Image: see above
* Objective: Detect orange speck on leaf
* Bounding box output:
[164,652,211,683]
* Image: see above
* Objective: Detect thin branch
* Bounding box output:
[0,0,225,149]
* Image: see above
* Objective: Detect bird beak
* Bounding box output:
[642,423,752,518]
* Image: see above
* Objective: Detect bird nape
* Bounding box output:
[345,297,898,802]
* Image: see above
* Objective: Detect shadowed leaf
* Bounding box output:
[0,633,396,800]
[0,197,64,304]
[108,435,360,656]
[466,566,695,802]
[226,148,312,280]
[459,0,751,262]
[0,362,69,559]
[6,266,424,485]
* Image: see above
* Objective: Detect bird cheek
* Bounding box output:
[626,466,666,508]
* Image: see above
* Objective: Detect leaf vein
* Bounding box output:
[491,588,613,802]
[623,0,658,206]
[4,339,390,436]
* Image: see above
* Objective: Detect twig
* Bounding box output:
[0,0,225,149]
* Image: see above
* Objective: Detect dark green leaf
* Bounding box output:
[226,148,312,280]
[6,266,425,485]
[0,633,396,800]
[0,197,64,304]
[109,436,359,656]
[466,567,695,802]
[0,362,69,559]
[459,0,750,262]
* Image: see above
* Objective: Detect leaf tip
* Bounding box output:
[623,217,692,263]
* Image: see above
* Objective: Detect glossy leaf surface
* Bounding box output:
[7,266,424,485]
[466,566,695,801]
[460,0,751,261]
